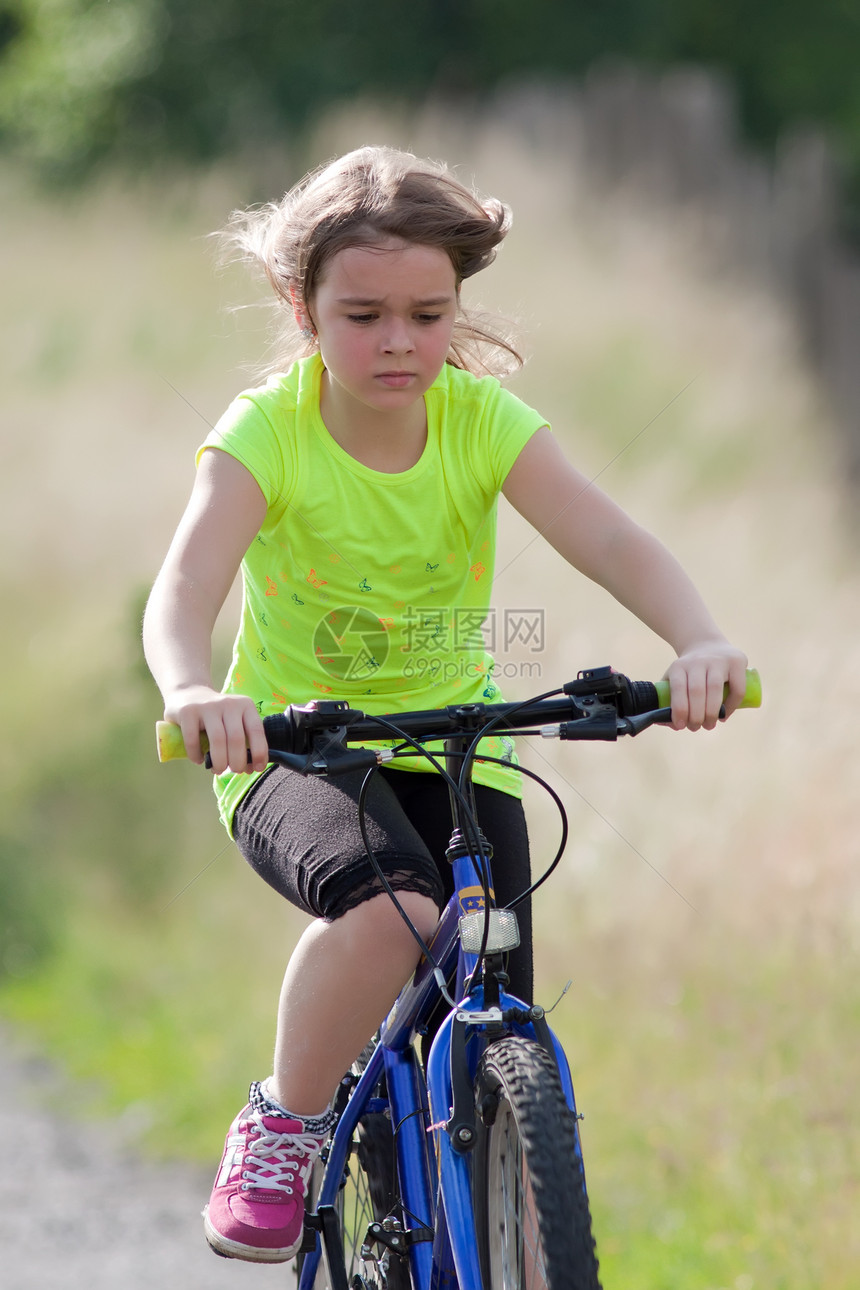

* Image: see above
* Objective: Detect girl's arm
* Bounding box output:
[502,427,748,730]
[143,448,270,773]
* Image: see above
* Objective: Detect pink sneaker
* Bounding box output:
[203,1090,329,1263]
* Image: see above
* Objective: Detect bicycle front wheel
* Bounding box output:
[473,1035,601,1290]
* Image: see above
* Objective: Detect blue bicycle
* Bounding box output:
[158,664,760,1290]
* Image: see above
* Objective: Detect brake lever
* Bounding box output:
[269,746,394,776]
[268,750,323,774]
[619,702,728,736]
[203,743,390,776]
[618,707,673,736]
[618,706,670,737]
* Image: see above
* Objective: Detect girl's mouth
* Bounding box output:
[377,371,414,388]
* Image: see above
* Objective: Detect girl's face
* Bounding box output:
[304,239,458,422]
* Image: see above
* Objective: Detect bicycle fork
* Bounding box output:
[420,846,580,1290]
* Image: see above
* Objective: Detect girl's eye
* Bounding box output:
[416,314,443,324]
[347,313,377,324]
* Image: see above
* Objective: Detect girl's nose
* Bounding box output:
[382,319,415,353]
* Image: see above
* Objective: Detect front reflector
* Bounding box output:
[458,909,520,955]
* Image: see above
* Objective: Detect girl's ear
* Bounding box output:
[289,285,315,336]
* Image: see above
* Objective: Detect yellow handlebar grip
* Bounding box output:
[156,721,186,762]
[155,721,211,763]
[654,667,762,710]
[740,667,762,708]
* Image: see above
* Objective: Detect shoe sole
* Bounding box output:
[202,1206,299,1264]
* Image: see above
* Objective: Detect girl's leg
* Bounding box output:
[270,890,439,1115]
[206,770,443,1263]
[203,884,438,1266]
[230,766,447,1113]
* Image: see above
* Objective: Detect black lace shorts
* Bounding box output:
[231,764,533,1000]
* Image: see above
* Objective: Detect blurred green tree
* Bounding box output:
[1,0,859,214]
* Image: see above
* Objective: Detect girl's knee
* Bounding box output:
[393,889,441,939]
[350,890,439,947]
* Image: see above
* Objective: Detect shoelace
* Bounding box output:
[241,1119,325,1195]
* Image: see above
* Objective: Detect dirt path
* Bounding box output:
[0,1028,293,1290]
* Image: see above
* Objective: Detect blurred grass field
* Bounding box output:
[2,102,859,1288]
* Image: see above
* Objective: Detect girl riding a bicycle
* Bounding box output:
[143,145,748,1264]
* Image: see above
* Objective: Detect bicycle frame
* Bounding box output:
[297,828,583,1290]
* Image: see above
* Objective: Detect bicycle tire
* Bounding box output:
[300,1050,410,1290]
[473,1035,601,1290]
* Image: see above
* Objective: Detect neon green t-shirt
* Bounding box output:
[198,353,547,832]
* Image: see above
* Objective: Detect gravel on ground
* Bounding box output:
[0,1026,295,1290]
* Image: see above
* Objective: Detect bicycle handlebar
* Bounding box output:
[155,666,761,765]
